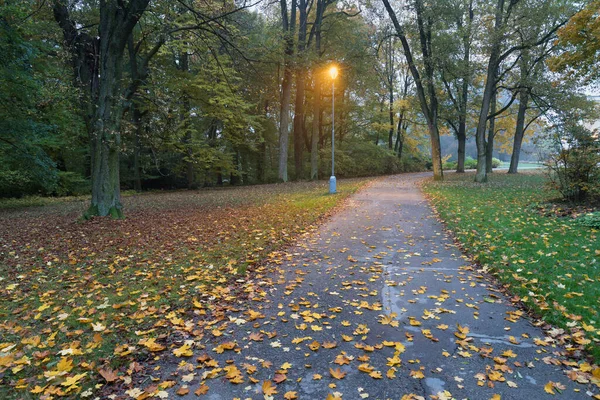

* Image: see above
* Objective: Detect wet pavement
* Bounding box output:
[166,172,598,399]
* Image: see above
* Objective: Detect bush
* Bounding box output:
[576,212,600,229]
[491,157,501,168]
[53,171,89,196]
[319,140,405,178]
[545,124,600,203]
[464,156,477,169]
[0,170,39,197]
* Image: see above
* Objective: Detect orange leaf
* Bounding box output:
[98,368,118,383]
[262,380,277,396]
[329,367,346,379]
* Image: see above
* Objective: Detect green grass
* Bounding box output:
[498,161,543,170]
[0,178,371,399]
[423,171,600,361]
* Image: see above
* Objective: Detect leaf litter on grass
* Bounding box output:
[0,179,368,399]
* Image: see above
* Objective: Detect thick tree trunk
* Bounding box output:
[429,123,443,179]
[486,90,496,174]
[508,88,529,173]
[457,0,472,173]
[55,0,150,218]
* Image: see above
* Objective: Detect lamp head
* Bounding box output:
[329,65,338,80]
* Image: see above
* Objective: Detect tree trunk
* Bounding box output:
[132,105,143,192]
[293,0,308,180]
[311,72,320,180]
[456,117,466,173]
[293,73,306,179]
[508,88,529,173]
[457,2,472,173]
[388,90,394,149]
[382,0,443,180]
[54,0,150,218]
[395,112,405,159]
[486,89,496,174]
[474,0,504,183]
[279,67,292,182]
[278,0,297,182]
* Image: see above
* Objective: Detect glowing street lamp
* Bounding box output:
[329,65,338,194]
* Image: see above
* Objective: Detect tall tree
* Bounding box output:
[473,0,570,182]
[278,0,296,182]
[53,0,151,218]
[382,0,444,180]
[292,0,308,179]
[440,0,474,173]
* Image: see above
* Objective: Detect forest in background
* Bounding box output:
[0,0,598,216]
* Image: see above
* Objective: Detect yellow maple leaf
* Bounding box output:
[140,338,165,352]
[262,380,277,396]
[544,381,555,394]
[57,357,73,372]
[60,372,87,387]
[410,370,424,379]
[370,370,382,379]
[330,367,346,379]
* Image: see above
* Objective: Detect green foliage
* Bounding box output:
[54,171,89,197]
[545,124,600,203]
[576,212,600,229]
[318,140,424,178]
[465,156,477,169]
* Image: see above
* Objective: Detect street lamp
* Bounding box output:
[329,65,338,194]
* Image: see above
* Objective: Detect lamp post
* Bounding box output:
[329,65,338,194]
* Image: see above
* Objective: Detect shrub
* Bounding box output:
[576,212,600,229]
[545,124,600,203]
[443,160,458,170]
[53,171,89,196]
[319,140,410,178]
[491,157,501,168]
[464,156,477,169]
[0,170,39,197]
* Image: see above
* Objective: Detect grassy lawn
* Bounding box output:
[423,171,600,361]
[0,178,371,399]
[497,161,544,170]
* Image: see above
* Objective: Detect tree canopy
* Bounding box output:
[0,0,597,215]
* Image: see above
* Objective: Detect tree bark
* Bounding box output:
[508,88,529,173]
[486,89,496,173]
[311,72,321,180]
[456,0,472,173]
[293,0,308,180]
[54,0,150,218]
[132,104,143,192]
[278,0,296,182]
[474,0,504,183]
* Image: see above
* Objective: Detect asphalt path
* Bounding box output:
[169,172,597,400]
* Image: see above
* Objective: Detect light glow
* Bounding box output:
[329,65,338,80]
